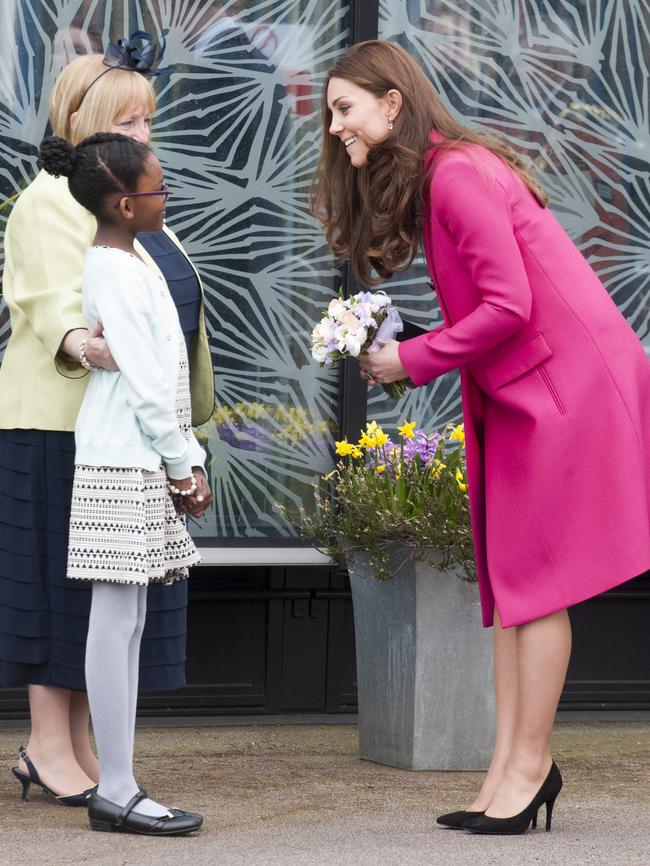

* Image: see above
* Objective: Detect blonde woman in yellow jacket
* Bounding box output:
[0,49,214,804]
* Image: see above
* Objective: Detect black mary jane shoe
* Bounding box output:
[436,809,486,829]
[11,746,97,807]
[88,789,203,836]
[463,762,563,835]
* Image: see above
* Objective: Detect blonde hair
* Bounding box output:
[49,54,156,145]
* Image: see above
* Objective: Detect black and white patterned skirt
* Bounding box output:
[67,334,201,586]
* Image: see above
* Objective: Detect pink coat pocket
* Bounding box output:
[484,331,553,391]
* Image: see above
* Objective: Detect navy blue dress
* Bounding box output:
[0,231,201,692]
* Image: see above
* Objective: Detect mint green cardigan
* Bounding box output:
[76,247,205,478]
[0,170,214,431]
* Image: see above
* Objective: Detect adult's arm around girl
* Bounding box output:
[5,171,94,374]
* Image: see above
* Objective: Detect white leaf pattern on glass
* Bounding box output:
[0,0,350,540]
[374,0,650,430]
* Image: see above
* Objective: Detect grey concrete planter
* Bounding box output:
[348,547,495,770]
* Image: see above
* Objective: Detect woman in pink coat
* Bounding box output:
[313,40,650,836]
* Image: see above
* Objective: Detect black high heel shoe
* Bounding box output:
[11,746,97,807]
[436,809,486,829]
[463,761,562,835]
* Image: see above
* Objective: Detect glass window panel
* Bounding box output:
[376,0,650,433]
[0,0,351,542]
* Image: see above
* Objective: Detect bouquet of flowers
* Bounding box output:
[279,420,476,582]
[311,290,415,399]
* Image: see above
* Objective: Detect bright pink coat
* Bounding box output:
[398,138,650,628]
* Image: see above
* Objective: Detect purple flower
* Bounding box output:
[401,430,441,467]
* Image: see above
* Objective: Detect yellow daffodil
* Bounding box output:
[366,420,379,433]
[431,458,446,478]
[359,432,377,449]
[455,468,464,482]
[335,439,363,458]
[376,464,386,473]
[457,482,467,492]
[398,420,416,439]
[335,439,355,457]
[449,424,465,444]
[374,431,389,448]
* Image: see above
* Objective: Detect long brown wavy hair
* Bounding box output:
[311,40,547,286]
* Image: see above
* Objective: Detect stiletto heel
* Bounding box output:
[10,746,97,808]
[463,761,563,835]
[11,767,31,801]
[545,793,558,831]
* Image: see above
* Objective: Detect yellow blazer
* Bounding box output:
[0,170,214,431]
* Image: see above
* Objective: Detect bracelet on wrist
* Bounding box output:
[167,474,198,497]
[79,338,100,372]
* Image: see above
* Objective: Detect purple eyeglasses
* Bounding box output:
[113,182,169,209]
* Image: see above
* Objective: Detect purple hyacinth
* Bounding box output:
[402,430,441,468]
[364,429,442,481]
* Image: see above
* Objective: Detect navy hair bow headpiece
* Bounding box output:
[102,29,173,75]
[77,29,174,109]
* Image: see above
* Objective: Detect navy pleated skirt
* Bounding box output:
[0,429,188,692]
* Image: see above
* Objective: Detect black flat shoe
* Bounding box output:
[11,746,97,807]
[88,790,203,836]
[463,761,563,835]
[436,809,486,829]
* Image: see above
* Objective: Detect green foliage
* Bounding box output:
[279,422,476,583]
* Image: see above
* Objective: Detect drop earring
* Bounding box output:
[388,118,394,130]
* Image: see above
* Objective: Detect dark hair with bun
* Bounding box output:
[39,132,152,217]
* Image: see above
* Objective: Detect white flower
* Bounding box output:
[312,317,337,344]
[311,344,329,363]
[339,310,360,328]
[354,303,377,328]
[368,292,390,313]
[328,299,347,320]
[334,324,352,353]
[345,329,366,356]
[335,323,367,356]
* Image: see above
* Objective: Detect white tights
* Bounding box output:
[85,582,169,818]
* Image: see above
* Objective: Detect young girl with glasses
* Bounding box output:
[38,132,205,836]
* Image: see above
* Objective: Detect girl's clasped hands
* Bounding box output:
[169,471,212,518]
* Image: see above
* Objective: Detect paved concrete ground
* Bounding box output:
[0,720,649,866]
